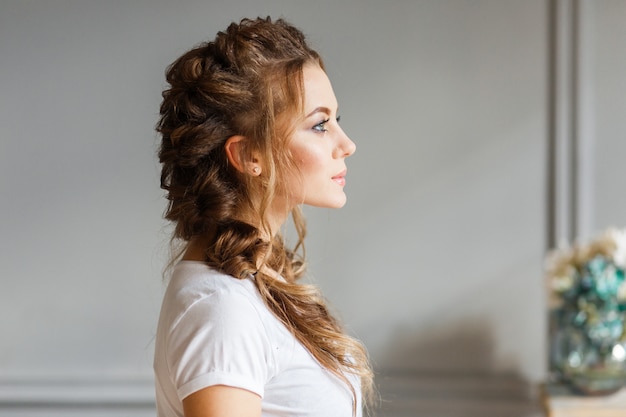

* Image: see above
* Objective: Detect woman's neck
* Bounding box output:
[181,235,211,261]
[181,212,289,262]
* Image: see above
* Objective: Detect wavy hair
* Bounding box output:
[156,17,373,413]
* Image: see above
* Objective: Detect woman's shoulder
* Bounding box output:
[170,260,252,294]
[160,261,261,325]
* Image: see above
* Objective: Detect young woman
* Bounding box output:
[153,17,373,417]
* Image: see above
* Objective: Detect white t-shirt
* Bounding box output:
[153,260,361,417]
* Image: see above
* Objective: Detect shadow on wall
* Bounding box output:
[379,317,501,373]
[373,319,542,417]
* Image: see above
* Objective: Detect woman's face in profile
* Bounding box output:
[283,64,356,209]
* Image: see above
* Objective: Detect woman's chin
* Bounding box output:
[309,195,348,209]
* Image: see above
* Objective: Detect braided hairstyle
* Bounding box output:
[157,17,373,412]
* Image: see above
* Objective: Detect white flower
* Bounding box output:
[545,227,626,300]
[607,228,626,267]
[552,274,575,293]
[584,231,615,262]
[545,247,574,275]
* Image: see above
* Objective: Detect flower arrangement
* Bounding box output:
[546,228,626,393]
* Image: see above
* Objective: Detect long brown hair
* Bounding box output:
[157,17,373,412]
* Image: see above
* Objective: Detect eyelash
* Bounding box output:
[312,116,341,133]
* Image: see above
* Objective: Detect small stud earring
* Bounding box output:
[252,166,260,175]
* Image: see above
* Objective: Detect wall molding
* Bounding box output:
[376,371,542,417]
[0,377,154,410]
[548,0,596,249]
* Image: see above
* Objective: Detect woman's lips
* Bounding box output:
[332,170,347,186]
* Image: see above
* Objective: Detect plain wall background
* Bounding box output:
[0,0,546,383]
[3,0,621,395]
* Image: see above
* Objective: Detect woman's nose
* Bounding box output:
[336,128,356,157]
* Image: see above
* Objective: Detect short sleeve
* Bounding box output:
[165,289,273,401]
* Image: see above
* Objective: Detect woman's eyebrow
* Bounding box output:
[305,106,332,118]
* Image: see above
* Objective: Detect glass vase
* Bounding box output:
[551,308,626,395]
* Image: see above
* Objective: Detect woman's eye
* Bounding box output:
[312,118,330,133]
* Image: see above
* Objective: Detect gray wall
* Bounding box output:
[593,1,626,230]
[2,0,622,412]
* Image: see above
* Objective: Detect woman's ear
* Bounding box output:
[224,135,263,176]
